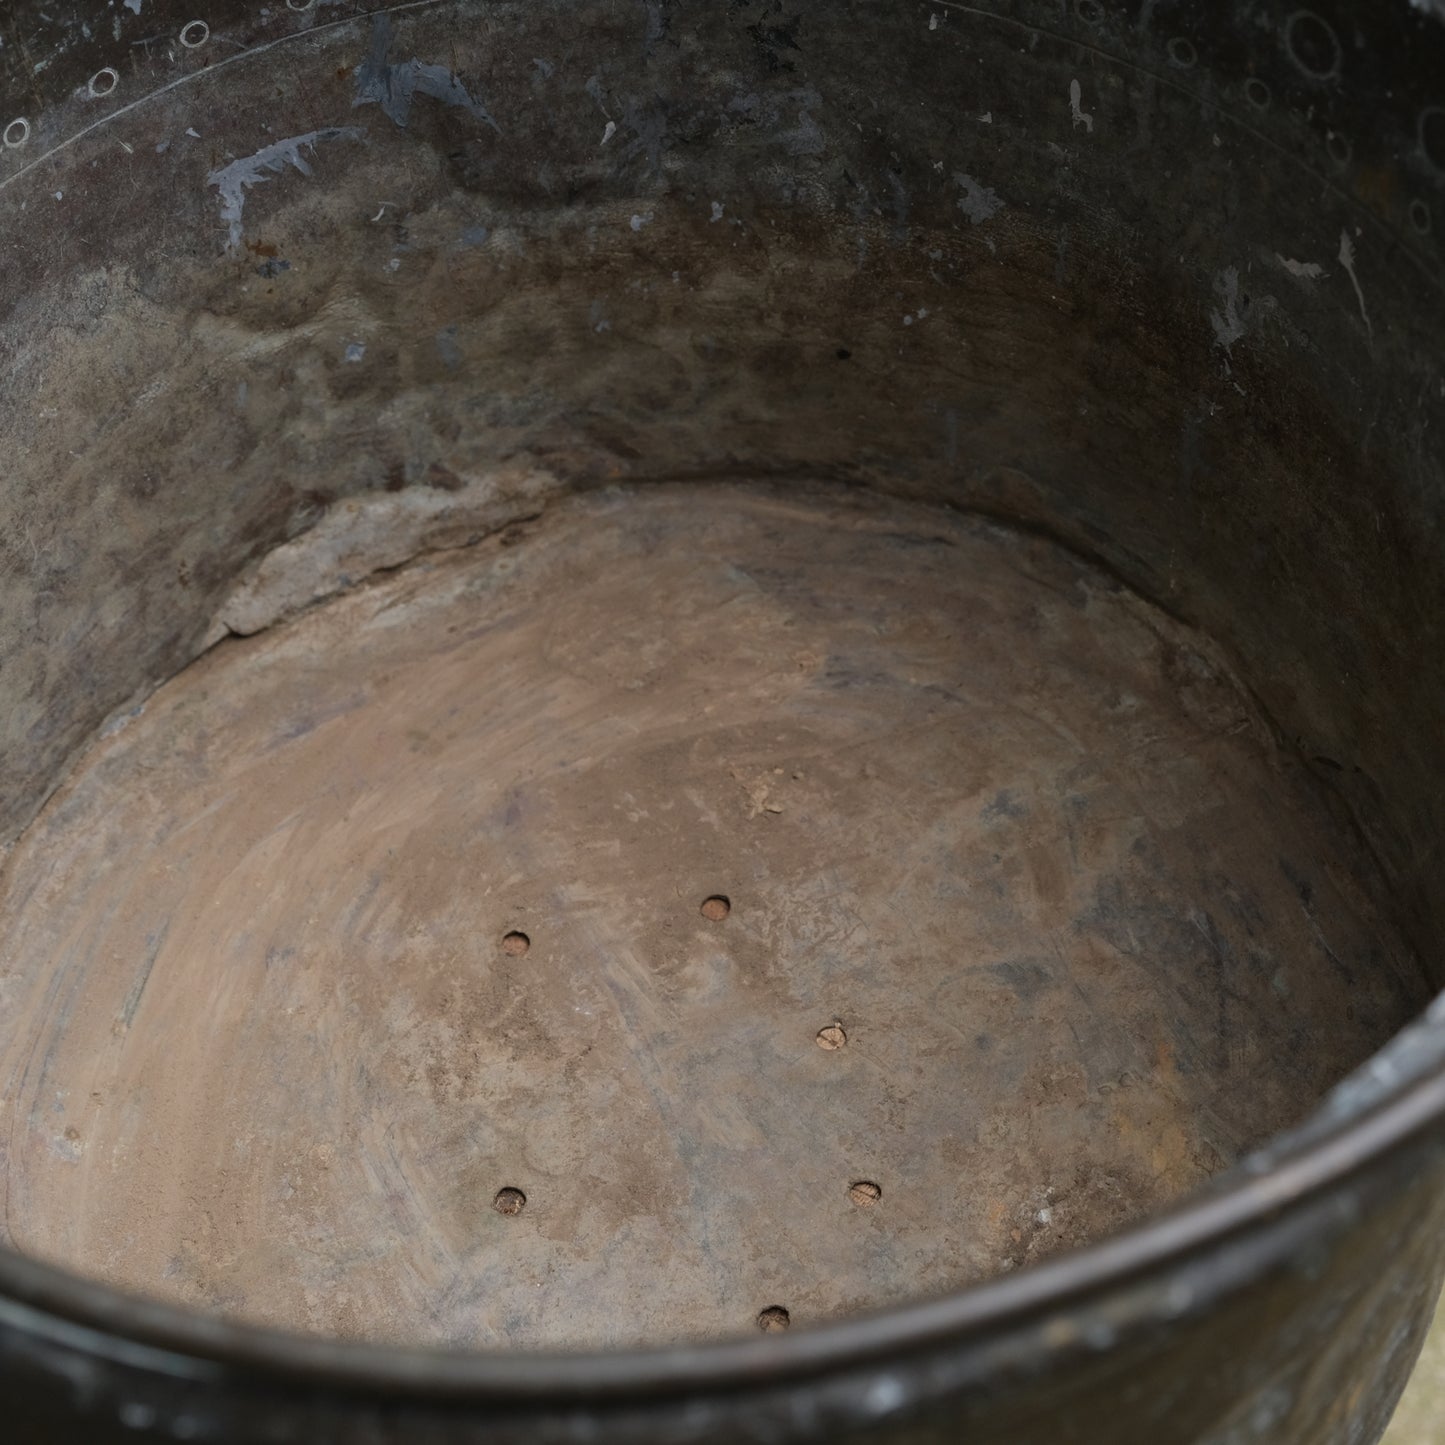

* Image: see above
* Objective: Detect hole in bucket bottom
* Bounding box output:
[493,1188,527,1216]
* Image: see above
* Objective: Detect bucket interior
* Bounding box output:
[0,0,1443,1354]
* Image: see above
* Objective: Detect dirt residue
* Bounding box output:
[0,483,1426,1349]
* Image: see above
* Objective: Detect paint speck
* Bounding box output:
[1210,266,1246,351]
[601,119,617,146]
[954,172,1004,225]
[903,314,914,326]
[1069,79,1094,134]
[1337,229,1373,341]
[155,140,170,154]
[207,128,367,252]
[186,127,201,139]
[630,212,652,232]
[460,224,489,247]
[978,111,993,124]
[344,342,367,363]
[386,258,401,272]
[1276,255,1325,280]
[710,200,724,222]
[123,0,142,12]
[53,190,63,201]
[929,12,939,28]
[353,14,500,133]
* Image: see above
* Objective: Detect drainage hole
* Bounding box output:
[700,894,731,921]
[501,930,531,957]
[493,1187,527,1216]
[849,1180,883,1207]
[816,1022,847,1051]
[757,1305,791,1333]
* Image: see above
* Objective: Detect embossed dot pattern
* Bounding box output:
[1167,37,1198,70]
[1286,10,1341,80]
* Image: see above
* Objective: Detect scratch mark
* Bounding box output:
[121,921,170,1028]
[1337,229,1373,342]
[1069,78,1094,133]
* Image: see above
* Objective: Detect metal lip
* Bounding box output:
[4,1033,1445,1403]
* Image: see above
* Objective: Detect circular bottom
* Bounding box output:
[0,483,1424,1348]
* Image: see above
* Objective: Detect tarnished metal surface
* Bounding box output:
[1,0,1445,1441]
